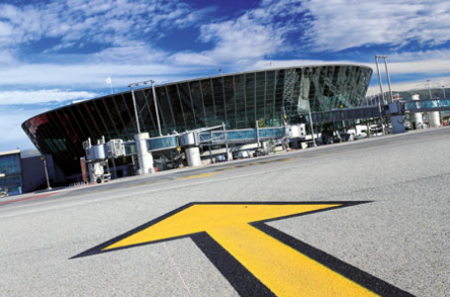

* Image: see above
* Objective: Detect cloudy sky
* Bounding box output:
[0,0,449,151]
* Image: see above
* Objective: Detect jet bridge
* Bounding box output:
[88,123,303,176]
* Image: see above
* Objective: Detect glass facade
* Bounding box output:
[22,65,372,177]
[0,152,22,195]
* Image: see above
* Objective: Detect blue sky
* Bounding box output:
[0,0,449,152]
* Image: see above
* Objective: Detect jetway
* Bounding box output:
[84,123,305,177]
[307,97,450,136]
[310,106,381,124]
[309,98,450,124]
[197,127,286,145]
[82,97,450,180]
[402,99,450,113]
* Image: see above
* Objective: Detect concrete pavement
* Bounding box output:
[1,127,449,296]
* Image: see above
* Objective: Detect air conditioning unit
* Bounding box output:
[106,139,125,158]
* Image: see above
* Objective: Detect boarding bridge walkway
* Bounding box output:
[310,106,381,124]
[123,126,289,155]
[402,99,450,113]
[309,98,450,124]
[198,127,286,146]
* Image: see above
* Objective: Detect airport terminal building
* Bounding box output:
[22,65,373,180]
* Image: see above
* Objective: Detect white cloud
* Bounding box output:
[0,89,98,105]
[366,76,450,96]
[384,59,450,75]
[0,106,49,151]
[89,43,167,64]
[388,49,450,62]
[248,57,450,76]
[248,59,360,70]
[171,3,294,69]
[0,0,209,51]
[0,61,205,90]
[302,0,450,52]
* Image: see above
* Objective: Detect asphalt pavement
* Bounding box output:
[0,127,449,296]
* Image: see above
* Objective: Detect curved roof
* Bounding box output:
[23,64,372,122]
[22,64,373,177]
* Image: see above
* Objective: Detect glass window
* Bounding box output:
[245,73,256,127]
[133,89,155,135]
[224,76,235,127]
[166,85,187,131]
[115,94,136,135]
[156,87,176,134]
[0,154,21,174]
[189,81,206,127]
[234,75,246,128]
[265,71,275,125]
[0,174,22,195]
[212,78,225,124]
[178,83,196,129]
[255,72,266,124]
[201,80,217,126]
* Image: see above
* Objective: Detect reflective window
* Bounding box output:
[189,81,206,127]
[166,85,186,131]
[22,65,373,177]
[234,75,246,128]
[200,80,217,126]
[178,83,196,129]
[0,154,21,174]
[212,78,225,123]
[245,73,256,126]
[157,87,176,133]
[224,76,234,127]
[0,175,22,195]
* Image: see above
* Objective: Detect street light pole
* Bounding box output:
[442,85,446,99]
[41,156,52,190]
[427,80,432,99]
[300,77,316,146]
[308,108,317,147]
[374,55,386,135]
[382,56,394,104]
[151,80,162,137]
[129,79,162,137]
[128,84,141,134]
[374,55,385,105]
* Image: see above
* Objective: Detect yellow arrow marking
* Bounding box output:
[103,204,378,297]
[179,172,218,180]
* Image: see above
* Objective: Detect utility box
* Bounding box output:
[288,124,306,138]
[179,132,199,147]
[388,102,402,115]
[92,145,106,161]
[107,139,125,158]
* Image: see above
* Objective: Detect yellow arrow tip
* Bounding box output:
[103,203,342,251]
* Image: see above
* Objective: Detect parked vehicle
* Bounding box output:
[215,155,226,162]
[0,187,8,198]
[236,151,250,159]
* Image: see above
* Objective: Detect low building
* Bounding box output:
[0,150,23,196]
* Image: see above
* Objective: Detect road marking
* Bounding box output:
[74,202,414,297]
[179,172,218,180]
[0,192,57,206]
[212,158,292,174]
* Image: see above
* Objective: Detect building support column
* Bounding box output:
[134,133,155,175]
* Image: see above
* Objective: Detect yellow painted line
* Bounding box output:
[179,172,218,180]
[103,204,378,297]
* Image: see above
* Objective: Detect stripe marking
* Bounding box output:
[179,172,218,180]
[73,202,414,297]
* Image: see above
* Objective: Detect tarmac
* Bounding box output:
[0,127,449,296]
